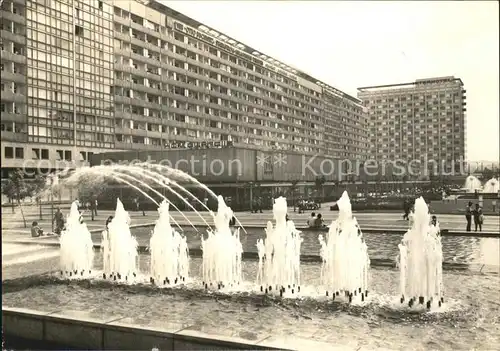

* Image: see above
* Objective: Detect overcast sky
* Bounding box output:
[161,1,499,163]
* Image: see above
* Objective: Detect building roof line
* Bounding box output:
[147,0,360,104]
[357,77,464,92]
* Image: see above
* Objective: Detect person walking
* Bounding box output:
[53,208,65,235]
[134,197,145,216]
[465,201,473,232]
[90,198,98,221]
[473,204,484,232]
[402,199,410,220]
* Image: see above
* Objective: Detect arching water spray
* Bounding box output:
[110,170,193,231]
[119,166,212,229]
[141,163,247,233]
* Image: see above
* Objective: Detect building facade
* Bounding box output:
[1,0,114,177]
[89,147,367,211]
[1,0,367,179]
[357,77,467,174]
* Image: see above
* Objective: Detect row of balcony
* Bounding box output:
[1,70,25,84]
[0,49,26,64]
[0,29,26,45]
[114,28,330,107]
[1,10,26,26]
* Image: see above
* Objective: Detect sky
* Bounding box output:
[161,0,499,163]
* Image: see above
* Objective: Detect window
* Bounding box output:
[32,148,41,159]
[15,147,24,158]
[64,150,71,161]
[75,25,84,36]
[41,149,49,159]
[98,1,103,10]
[4,147,13,158]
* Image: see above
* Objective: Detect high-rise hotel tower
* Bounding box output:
[358,77,467,173]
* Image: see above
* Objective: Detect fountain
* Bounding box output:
[318,191,370,303]
[256,197,303,296]
[463,175,482,193]
[398,197,443,309]
[201,195,243,289]
[49,164,452,311]
[103,198,139,282]
[483,178,499,194]
[59,200,94,278]
[149,200,190,286]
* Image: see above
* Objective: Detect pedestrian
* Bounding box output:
[473,204,484,232]
[314,213,324,228]
[431,215,438,227]
[90,198,98,221]
[134,197,145,216]
[53,208,65,235]
[492,199,497,213]
[105,215,114,229]
[31,221,44,237]
[258,197,263,213]
[253,197,263,213]
[465,201,473,232]
[307,212,316,227]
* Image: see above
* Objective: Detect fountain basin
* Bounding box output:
[3,256,499,351]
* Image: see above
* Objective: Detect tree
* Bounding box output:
[1,169,32,227]
[79,177,106,205]
[31,174,48,220]
[482,167,494,181]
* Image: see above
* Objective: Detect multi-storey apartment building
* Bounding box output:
[1,0,367,178]
[1,0,114,177]
[358,77,467,173]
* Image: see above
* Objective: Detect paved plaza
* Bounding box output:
[2,202,498,243]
